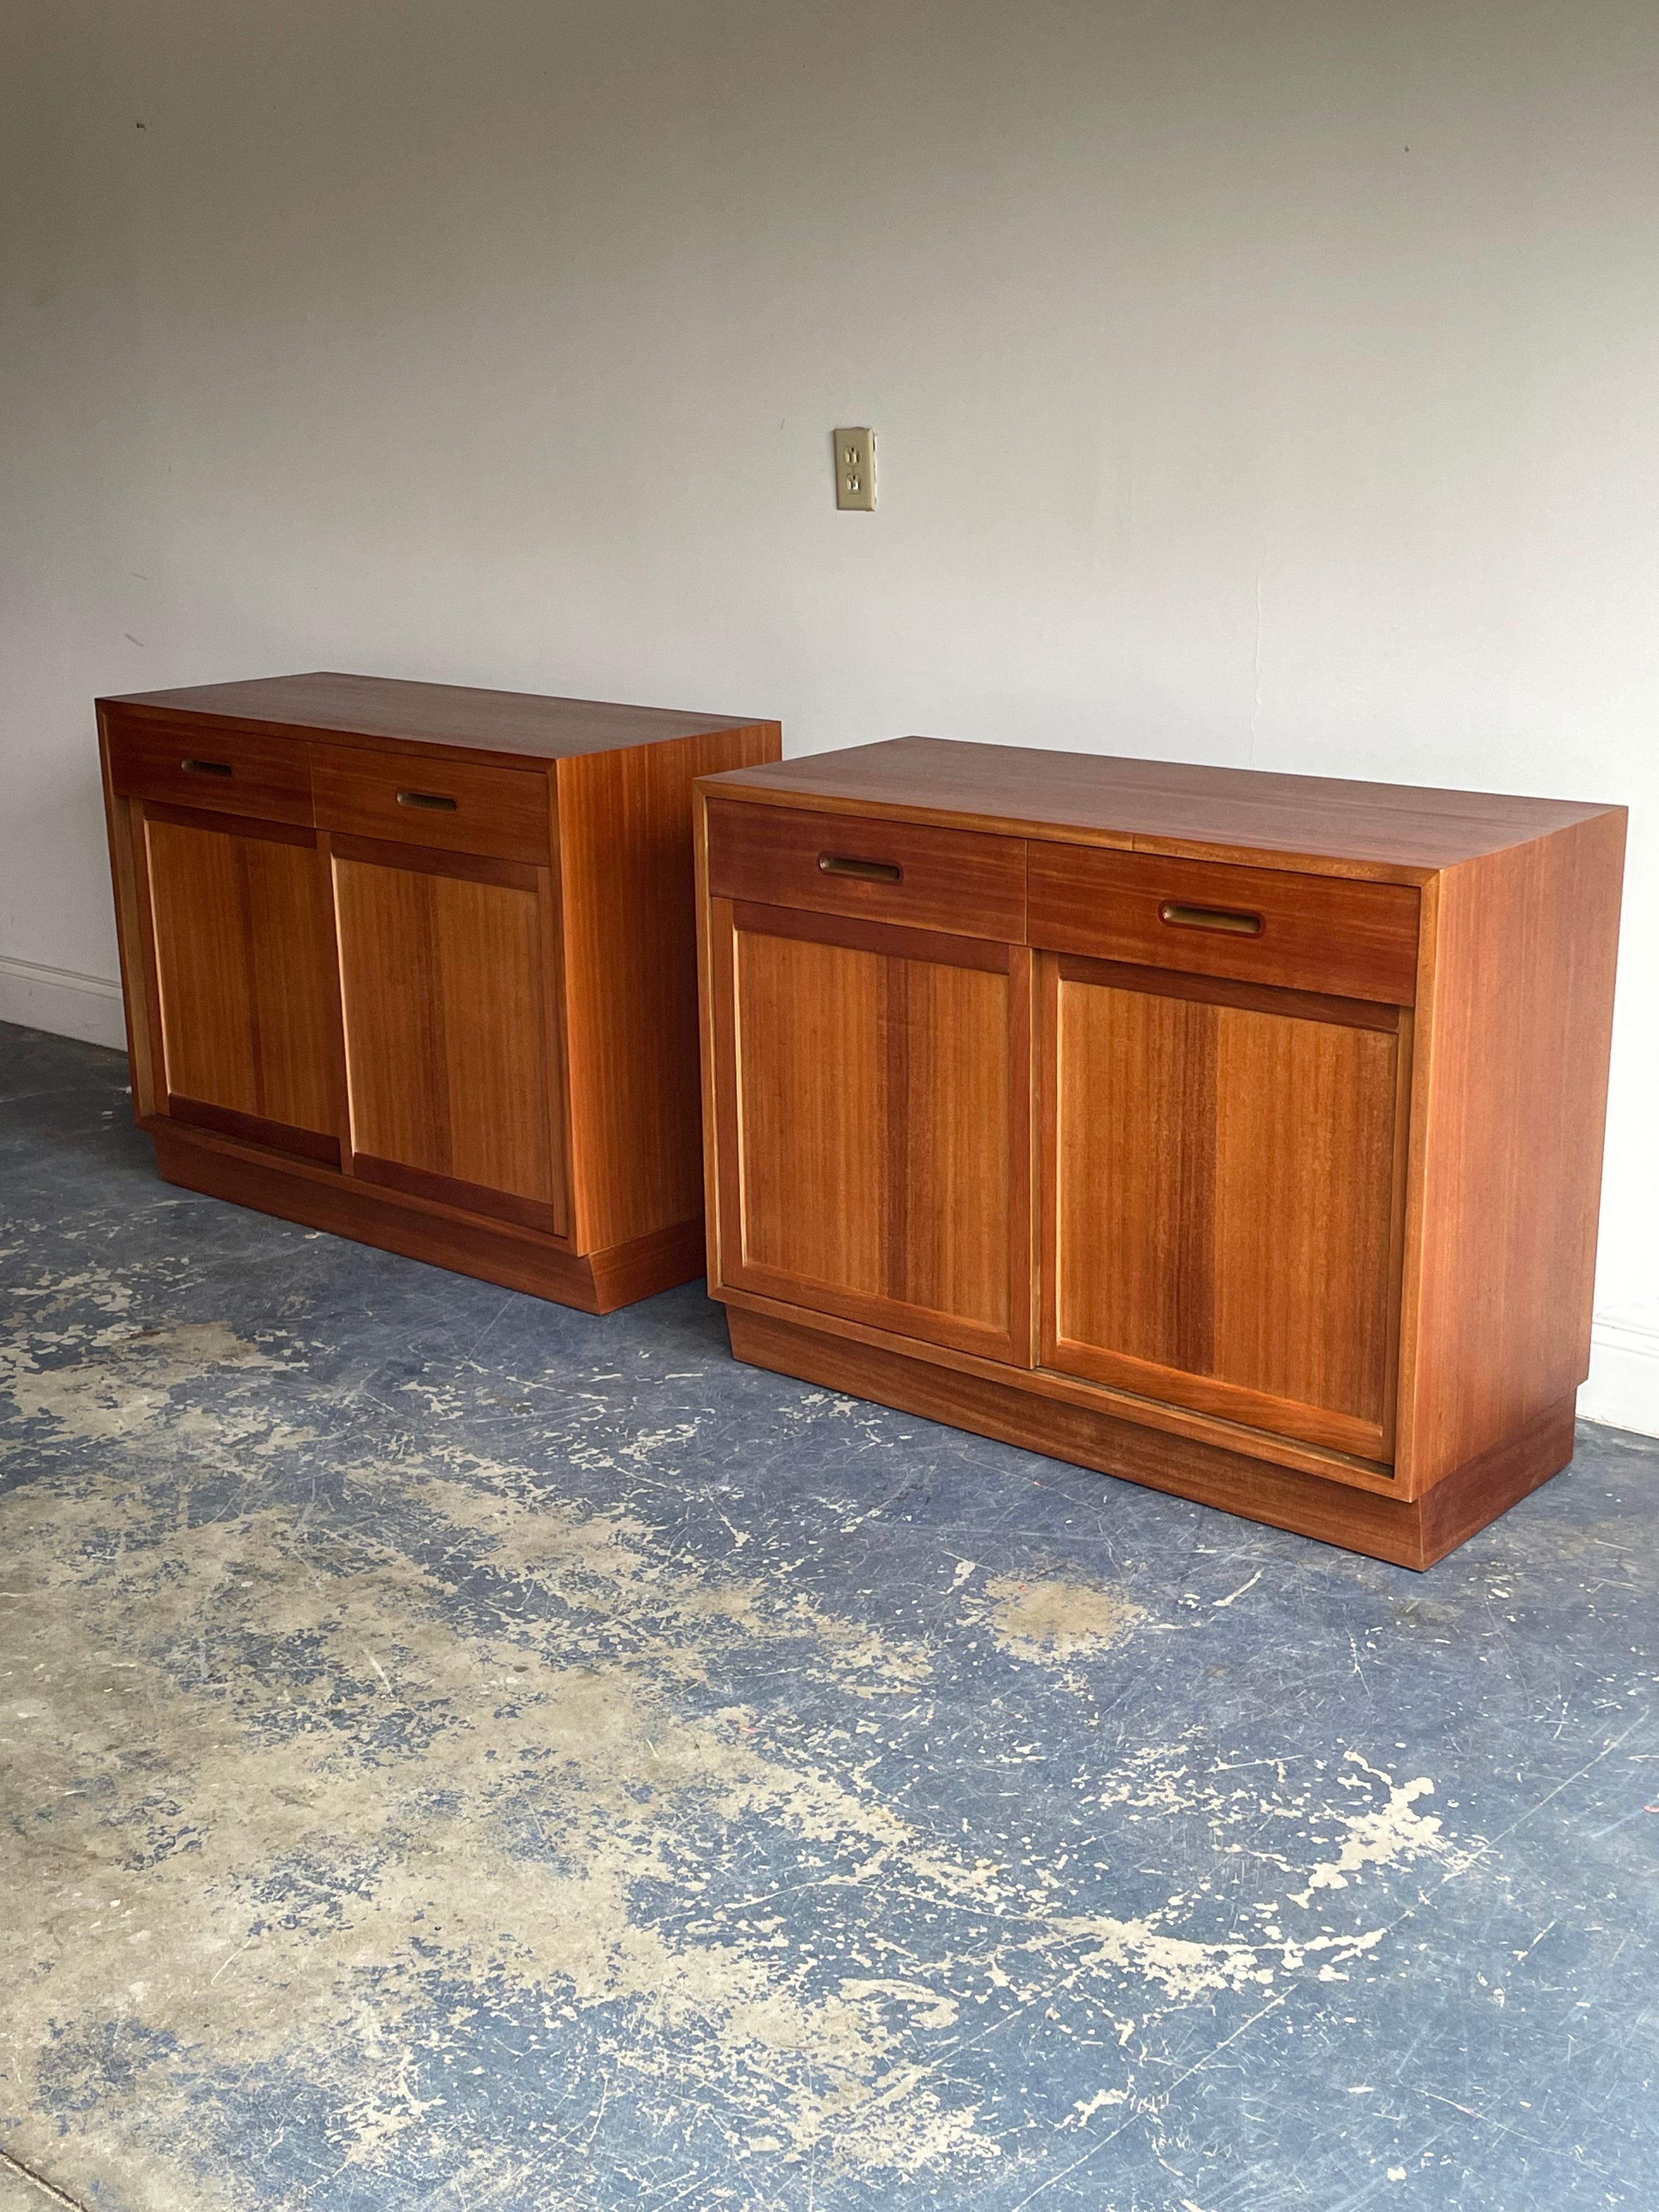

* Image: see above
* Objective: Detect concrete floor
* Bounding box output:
[1,1018,1656,2212]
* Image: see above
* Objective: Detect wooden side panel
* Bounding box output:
[332,853,564,1233]
[558,723,780,1254]
[1044,967,1402,1460]
[712,904,1028,1363]
[144,814,337,1143]
[1397,812,1627,1491]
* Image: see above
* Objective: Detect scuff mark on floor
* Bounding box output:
[975,1575,1147,1663]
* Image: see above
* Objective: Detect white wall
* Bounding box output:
[3,0,1655,1429]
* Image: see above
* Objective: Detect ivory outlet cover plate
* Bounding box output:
[833,427,876,510]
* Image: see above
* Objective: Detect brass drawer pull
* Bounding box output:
[1159,900,1263,936]
[819,853,902,884]
[180,758,233,777]
[397,790,459,812]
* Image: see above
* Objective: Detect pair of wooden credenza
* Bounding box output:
[99,675,1624,1566]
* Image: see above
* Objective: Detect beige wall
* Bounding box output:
[3,1,1655,1425]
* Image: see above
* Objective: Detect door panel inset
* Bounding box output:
[714,905,1028,1363]
[332,854,563,1234]
[1043,958,1406,1459]
[145,812,338,1158]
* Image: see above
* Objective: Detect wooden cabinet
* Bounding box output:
[101,672,779,1311]
[696,740,1625,1567]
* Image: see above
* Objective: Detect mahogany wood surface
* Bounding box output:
[558,726,778,1254]
[709,899,1029,1365]
[101,672,771,767]
[144,812,339,1145]
[1041,960,1404,1460]
[99,772,161,1117]
[167,1094,341,1167]
[698,741,1624,1562]
[313,744,552,867]
[1029,842,1421,1004]
[704,736,1618,879]
[100,678,781,1310]
[706,798,1027,943]
[107,720,316,825]
[1057,955,1401,1034]
[1396,810,1627,1491]
[729,1308,1577,1570]
[331,850,563,1232]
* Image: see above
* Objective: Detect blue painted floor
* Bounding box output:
[1,1018,1655,2212]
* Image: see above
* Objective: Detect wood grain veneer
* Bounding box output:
[712,735,1615,878]
[313,744,552,866]
[144,812,340,1148]
[697,737,1624,1565]
[100,673,781,1309]
[1028,843,1420,1004]
[706,799,1027,942]
[107,720,316,826]
[708,899,1030,1366]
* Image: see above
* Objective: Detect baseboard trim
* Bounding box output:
[1580,1307,1659,1440]
[0,954,127,1052]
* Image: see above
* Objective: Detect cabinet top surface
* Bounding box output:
[702,736,1623,876]
[98,671,774,762]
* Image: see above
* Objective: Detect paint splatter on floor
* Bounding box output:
[2,1021,1657,2210]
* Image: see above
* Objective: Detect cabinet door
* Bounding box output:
[142,808,341,1161]
[1041,957,1409,1460]
[709,902,1030,1363]
[331,842,567,1237]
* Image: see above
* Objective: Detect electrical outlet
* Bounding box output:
[833,427,876,511]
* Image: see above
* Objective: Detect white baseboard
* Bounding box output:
[0,953,128,1052]
[1580,1307,1659,1440]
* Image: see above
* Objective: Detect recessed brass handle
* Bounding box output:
[180,758,233,777]
[397,790,459,812]
[1159,901,1263,936]
[819,853,902,884]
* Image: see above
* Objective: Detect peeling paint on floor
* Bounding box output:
[2,1021,1657,2210]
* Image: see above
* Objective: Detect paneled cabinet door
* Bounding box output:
[141,807,341,1162]
[1040,956,1410,1461]
[330,841,568,1237]
[709,901,1031,1364]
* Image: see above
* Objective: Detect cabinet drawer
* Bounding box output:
[706,799,1026,942]
[313,746,551,865]
[105,719,313,825]
[1029,843,1420,1004]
